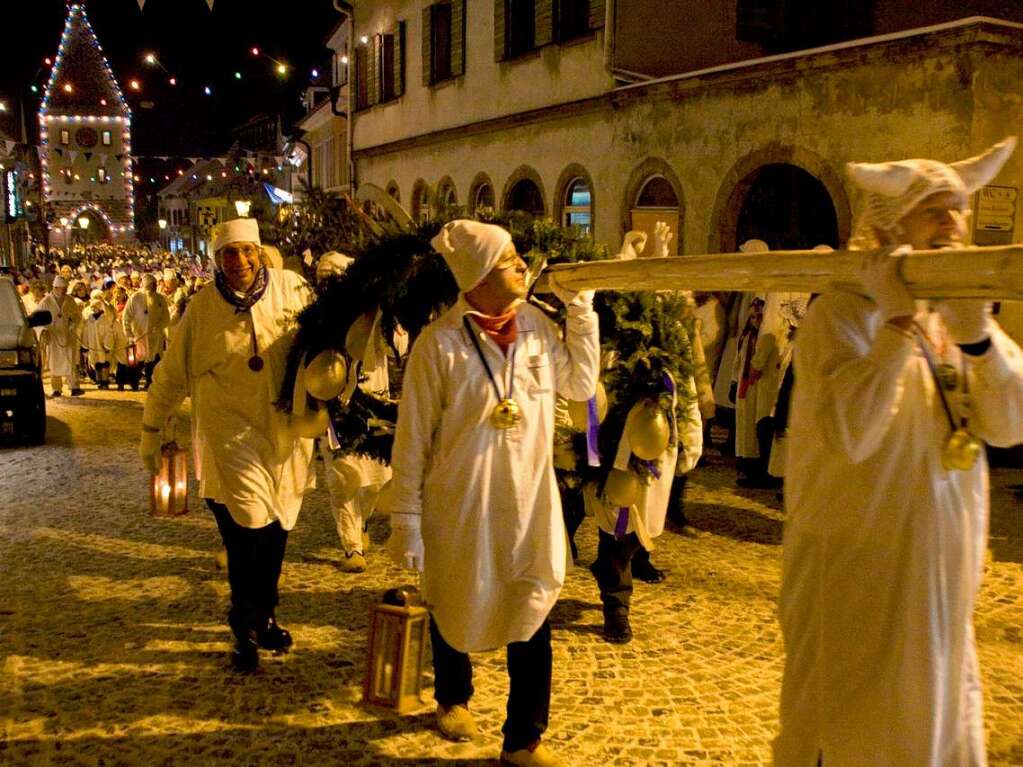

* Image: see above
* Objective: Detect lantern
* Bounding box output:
[363,585,429,714]
[150,441,189,517]
[126,343,137,366]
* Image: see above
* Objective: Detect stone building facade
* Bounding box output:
[330,2,1023,256]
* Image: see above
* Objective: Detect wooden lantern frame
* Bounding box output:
[150,441,189,517]
[363,601,429,714]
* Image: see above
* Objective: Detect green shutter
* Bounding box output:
[452,0,466,75]
[494,0,506,61]
[422,6,433,85]
[369,35,381,105]
[394,21,405,96]
[589,0,606,30]
[535,0,553,47]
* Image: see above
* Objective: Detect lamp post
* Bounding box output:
[158,218,167,251]
[234,199,251,218]
[77,215,90,248]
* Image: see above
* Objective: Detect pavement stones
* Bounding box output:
[0,388,1021,766]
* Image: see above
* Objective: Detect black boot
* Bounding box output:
[591,530,640,644]
[602,606,633,644]
[231,628,260,672]
[666,474,689,528]
[256,615,293,653]
[630,547,666,584]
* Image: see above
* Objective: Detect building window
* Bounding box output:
[97,167,107,183]
[355,42,370,110]
[631,175,680,256]
[411,180,431,223]
[60,129,70,145]
[471,181,494,213]
[562,177,591,233]
[435,178,457,213]
[432,3,453,82]
[334,46,349,87]
[386,181,401,202]
[101,130,112,146]
[506,178,545,218]
[556,0,590,41]
[506,0,536,58]
[371,23,405,104]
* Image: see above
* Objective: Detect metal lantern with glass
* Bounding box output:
[363,581,429,714]
[149,421,188,517]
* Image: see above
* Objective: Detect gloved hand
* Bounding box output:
[387,512,425,570]
[652,221,673,259]
[139,428,164,475]
[549,273,595,309]
[935,300,991,345]
[859,246,916,322]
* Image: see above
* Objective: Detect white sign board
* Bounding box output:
[976,185,1017,233]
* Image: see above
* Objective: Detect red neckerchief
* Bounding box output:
[470,308,518,355]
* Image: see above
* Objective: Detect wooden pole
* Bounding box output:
[537,245,1023,300]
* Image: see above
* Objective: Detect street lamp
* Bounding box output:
[158,218,167,250]
[59,216,69,255]
[234,199,251,218]
[78,216,90,230]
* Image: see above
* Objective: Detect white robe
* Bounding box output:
[81,304,116,367]
[386,295,599,653]
[123,290,170,363]
[37,293,80,378]
[775,293,1023,767]
[142,269,315,531]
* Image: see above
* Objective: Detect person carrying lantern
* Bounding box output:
[385,220,599,767]
[38,274,84,397]
[139,218,315,672]
[774,137,1023,767]
[122,272,170,390]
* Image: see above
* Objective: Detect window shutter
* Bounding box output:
[535,0,553,47]
[589,0,605,30]
[369,35,381,105]
[452,0,466,75]
[394,21,405,96]
[494,0,506,61]
[422,6,433,85]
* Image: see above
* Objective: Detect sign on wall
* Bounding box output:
[974,185,1017,245]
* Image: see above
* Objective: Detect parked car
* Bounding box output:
[0,277,50,444]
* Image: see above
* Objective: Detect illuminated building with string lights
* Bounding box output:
[38,3,135,244]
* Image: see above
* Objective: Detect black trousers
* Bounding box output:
[143,354,161,387]
[430,615,552,752]
[207,499,288,637]
[591,529,642,615]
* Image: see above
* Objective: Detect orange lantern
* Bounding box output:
[126,343,137,366]
[363,585,429,714]
[150,441,189,517]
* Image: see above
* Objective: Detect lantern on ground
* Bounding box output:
[150,441,189,517]
[363,585,429,714]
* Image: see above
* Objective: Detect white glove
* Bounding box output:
[139,428,163,475]
[859,246,916,322]
[387,513,425,570]
[549,273,594,309]
[935,300,991,345]
[652,221,673,259]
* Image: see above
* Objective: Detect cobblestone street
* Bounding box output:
[1,389,1021,766]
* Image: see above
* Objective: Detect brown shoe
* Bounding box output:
[500,742,566,767]
[436,703,478,741]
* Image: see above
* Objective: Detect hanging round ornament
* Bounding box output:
[345,312,375,362]
[604,468,642,507]
[304,349,349,401]
[567,381,609,431]
[625,400,670,460]
[491,398,522,430]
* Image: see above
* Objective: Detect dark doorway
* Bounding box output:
[733,164,838,250]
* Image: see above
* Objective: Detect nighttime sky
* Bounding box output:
[0,0,341,156]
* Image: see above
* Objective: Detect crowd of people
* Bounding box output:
[13,138,1023,767]
[11,247,210,396]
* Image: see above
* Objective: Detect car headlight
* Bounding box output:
[0,351,18,367]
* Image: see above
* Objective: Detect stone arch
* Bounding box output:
[621,157,686,254]
[67,204,113,241]
[501,165,547,217]
[708,143,851,253]
[467,172,496,214]
[435,175,458,213]
[410,178,431,223]
[553,163,596,233]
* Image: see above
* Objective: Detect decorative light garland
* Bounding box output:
[39,3,135,236]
